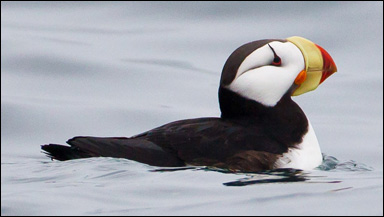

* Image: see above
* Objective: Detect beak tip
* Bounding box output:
[316,44,337,84]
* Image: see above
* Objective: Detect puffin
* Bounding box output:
[41,36,337,172]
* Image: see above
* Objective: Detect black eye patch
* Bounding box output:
[268,44,282,66]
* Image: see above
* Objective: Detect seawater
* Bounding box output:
[1,155,381,215]
[1,2,383,215]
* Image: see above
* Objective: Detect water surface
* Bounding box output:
[1,2,383,215]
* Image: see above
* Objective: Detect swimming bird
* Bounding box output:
[41,36,337,172]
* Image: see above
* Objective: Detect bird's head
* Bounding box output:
[219,36,337,107]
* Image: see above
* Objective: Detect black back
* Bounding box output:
[42,90,308,172]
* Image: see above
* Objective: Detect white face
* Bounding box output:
[226,41,305,107]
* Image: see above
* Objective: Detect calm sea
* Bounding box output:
[1,2,383,215]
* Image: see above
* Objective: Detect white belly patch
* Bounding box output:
[274,120,323,170]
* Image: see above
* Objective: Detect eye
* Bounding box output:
[268,44,282,66]
[272,56,281,66]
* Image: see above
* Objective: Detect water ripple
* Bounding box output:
[150,154,374,187]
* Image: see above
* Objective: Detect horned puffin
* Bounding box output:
[42,36,337,172]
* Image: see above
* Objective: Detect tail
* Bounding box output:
[41,144,92,161]
[41,136,184,167]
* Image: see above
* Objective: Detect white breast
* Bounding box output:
[274,120,323,170]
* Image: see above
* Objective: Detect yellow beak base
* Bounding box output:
[287,36,337,96]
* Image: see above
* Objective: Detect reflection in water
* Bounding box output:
[151,167,311,186]
[222,169,308,187]
[150,154,373,187]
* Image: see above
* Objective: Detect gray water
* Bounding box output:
[1,2,383,215]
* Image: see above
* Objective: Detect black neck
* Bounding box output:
[219,87,291,118]
[218,87,309,146]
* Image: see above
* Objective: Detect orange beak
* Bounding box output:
[287,36,337,96]
[316,44,337,84]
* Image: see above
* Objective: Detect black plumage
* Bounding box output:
[41,89,308,172]
[42,39,310,172]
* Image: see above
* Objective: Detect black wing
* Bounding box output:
[42,117,288,171]
[134,117,287,171]
[41,136,184,167]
